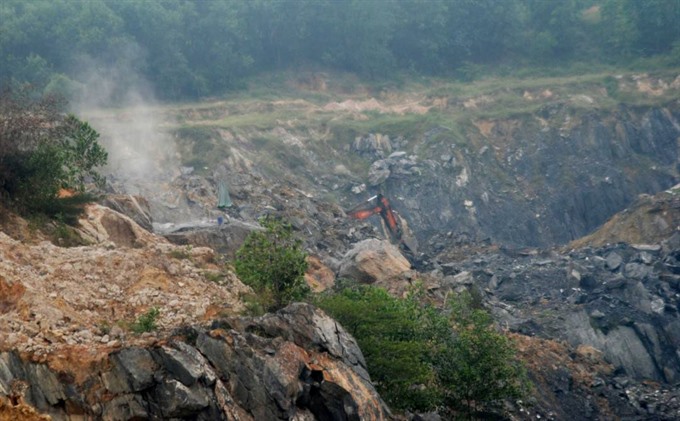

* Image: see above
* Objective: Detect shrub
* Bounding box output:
[234,216,309,312]
[131,307,160,333]
[317,286,529,416]
[437,292,530,415]
[0,88,107,220]
[317,285,448,411]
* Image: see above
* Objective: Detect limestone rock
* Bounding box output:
[101,194,154,232]
[77,204,157,248]
[368,160,391,186]
[163,218,260,259]
[338,239,411,284]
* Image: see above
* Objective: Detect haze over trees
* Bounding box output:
[1,0,678,100]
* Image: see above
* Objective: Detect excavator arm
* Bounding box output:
[347,194,402,244]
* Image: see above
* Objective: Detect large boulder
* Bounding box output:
[77,204,157,248]
[163,218,260,259]
[101,195,154,232]
[339,239,411,283]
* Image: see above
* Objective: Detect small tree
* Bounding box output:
[317,285,446,411]
[235,216,309,312]
[437,292,529,416]
[318,286,529,416]
[0,88,108,221]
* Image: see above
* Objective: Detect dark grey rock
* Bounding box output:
[24,362,66,408]
[102,394,149,420]
[155,341,216,387]
[154,378,211,418]
[625,263,653,280]
[163,218,259,259]
[606,252,623,271]
[579,273,598,290]
[112,347,158,392]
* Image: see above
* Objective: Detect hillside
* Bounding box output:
[570,184,680,248]
[86,70,680,256]
[2,69,680,420]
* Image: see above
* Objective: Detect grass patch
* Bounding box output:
[156,66,679,181]
[130,307,160,334]
[203,270,228,285]
[168,246,192,260]
[174,125,231,173]
[327,111,446,151]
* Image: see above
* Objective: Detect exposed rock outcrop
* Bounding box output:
[438,238,680,386]
[77,203,157,248]
[0,304,388,420]
[0,206,247,359]
[101,194,154,232]
[371,107,679,253]
[163,218,261,259]
[352,133,393,160]
[570,185,680,248]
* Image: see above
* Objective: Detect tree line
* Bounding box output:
[1,0,679,100]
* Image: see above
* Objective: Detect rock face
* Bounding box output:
[96,106,678,266]
[339,239,411,284]
[439,238,680,385]
[431,236,680,419]
[78,203,158,248]
[570,185,680,248]
[163,218,261,259]
[101,194,154,232]
[0,304,388,421]
[365,107,679,253]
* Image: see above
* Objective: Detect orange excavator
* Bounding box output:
[347,194,417,260]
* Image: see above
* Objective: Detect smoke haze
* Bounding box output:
[70,51,178,193]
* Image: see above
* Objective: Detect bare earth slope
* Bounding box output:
[570,184,680,248]
[0,206,387,420]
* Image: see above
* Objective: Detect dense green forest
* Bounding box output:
[2,0,679,100]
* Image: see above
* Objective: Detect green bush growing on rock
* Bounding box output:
[438,292,530,415]
[131,307,160,334]
[235,216,309,313]
[317,285,448,411]
[317,286,529,416]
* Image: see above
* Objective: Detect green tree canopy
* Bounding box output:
[2,0,678,100]
[0,88,108,221]
[317,285,530,415]
[235,216,309,312]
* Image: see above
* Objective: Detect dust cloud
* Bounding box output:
[70,52,178,193]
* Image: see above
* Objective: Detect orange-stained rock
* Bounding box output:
[0,397,51,421]
[304,255,335,292]
[0,275,25,314]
